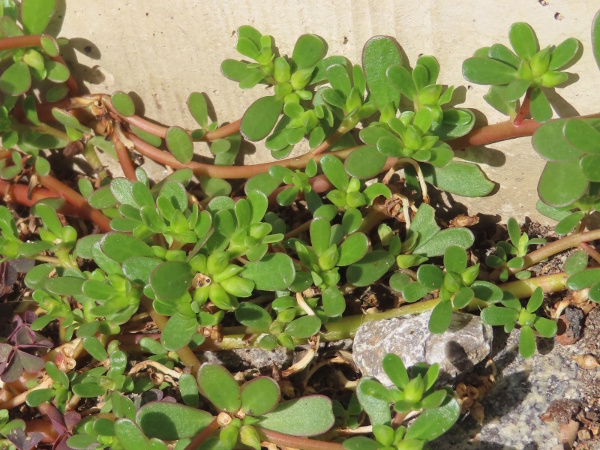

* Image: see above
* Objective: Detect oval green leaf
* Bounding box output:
[538,160,587,207]
[241,377,280,416]
[149,261,194,302]
[346,250,395,287]
[197,364,241,412]
[241,96,283,141]
[258,395,335,436]
[345,145,387,179]
[136,401,214,440]
[241,253,295,291]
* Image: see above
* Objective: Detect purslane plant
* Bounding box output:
[1,1,600,448]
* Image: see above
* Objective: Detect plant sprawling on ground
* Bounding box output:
[0,1,600,449]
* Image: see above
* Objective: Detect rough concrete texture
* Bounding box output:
[441,328,588,449]
[55,1,600,223]
[353,311,494,385]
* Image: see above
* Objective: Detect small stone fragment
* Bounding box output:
[352,310,493,385]
[556,306,584,345]
[571,354,600,369]
[541,399,582,424]
[558,419,579,446]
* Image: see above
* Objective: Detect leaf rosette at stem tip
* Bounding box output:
[462,21,580,122]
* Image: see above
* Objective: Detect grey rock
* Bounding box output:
[353,311,493,385]
[201,347,291,371]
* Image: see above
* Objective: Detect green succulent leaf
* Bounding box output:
[565,250,588,276]
[421,161,495,197]
[481,305,519,326]
[345,145,387,179]
[258,395,335,437]
[362,36,403,109]
[241,96,284,141]
[235,303,272,330]
[292,34,325,69]
[337,233,369,266]
[567,268,600,290]
[538,160,587,207]
[509,22,538,60]
[150,261,194,302]
[241,377,280,416]
[197,364,241,412]
[111,92,136,117]
[241,253,295,291]
[549,38,580,71]
[285,315,322,339]
[137,402,214,440]
[529,87,552,122]
[413,228,474,258]
[519,325,536,358]
[21,0,56,34]
[162,313,198,351]
[594,10,600,70]
[166,126,193,164]
[429,300,453,334]
[462,57,518,85]
[404,398,460,441]
[0,61,31,95]
[346,250,395,287]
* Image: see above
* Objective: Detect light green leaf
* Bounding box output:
[241,96,283,141]
[150,261,194,302]
[197,364,241,412]
[509,22,538,60]
[0,61,31,95]
[241,377,280,416]
[258,396,334,436]
[538,160,587,207]
[462,57,518,85]
[421,161,495,197]
[166,126,193,164]
[111,92,135,117]
[292,34,325,69]
[404,398,460,441]
[21,0,55,34]
[241,253,295,291]
[362,36,403,109]
[344,145,387,179]
[162,313,198,351]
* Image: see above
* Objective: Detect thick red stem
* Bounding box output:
[37,175,111,232]
[111,131,137,181]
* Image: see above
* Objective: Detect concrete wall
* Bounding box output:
[57,1,600,223]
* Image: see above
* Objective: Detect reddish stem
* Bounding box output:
[0,178,77,215]
[111,129,137,181]
[184,418,220,450]
[37,175,111,232]
[0,35,41,50]
[513,88,532,127]
[258,427,343,450]
[204,119,241,141]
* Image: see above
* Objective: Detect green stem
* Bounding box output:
[82,141,109,180]
[492,228,600,280]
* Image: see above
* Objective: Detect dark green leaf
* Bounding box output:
[549,38,580,71]
[241,377,280,416]
[564,119,600,154]
[235,303,272,330]
[429,300,453,334]
[338,233,369,266]
[565,251,588,276]
[567,268,600,290]
[26,388,54,407]
[83,336,108,361]
[555,211,585,235]
[414,228,474,258]
[519,325,536,358]
[320,154,348,191]
[382,354,409,389]
[115,419,149,449]
[101,233,154,263]
[582,154,600,182]
[356,378,391,426]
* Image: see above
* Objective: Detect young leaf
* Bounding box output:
[382,354,409,389]
[111,92,136,117]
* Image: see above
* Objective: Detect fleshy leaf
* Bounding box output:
[258,396,334,436]
[136,402,214,440]
[115,419,149,450]
[421,161,495,197]
[197,364,241,412]
[111,92,135,117]
[292,34,325,69]
[161,313,198,351]
[241,96,284,141]
[149,261,194,302]
[166,127,193,164]
[462,57,517,85]
[21,0,56,34]
[404,398,460,441]
[538,160,587,207]
[241,377,280,416]
[509,22,538,60]
[362,36,402,109]
[346,250,395,287]
[241,253,295,291]
[0,61,31,95]
[344,145,387,179]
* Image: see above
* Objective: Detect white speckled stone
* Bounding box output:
[353,311,493,385]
